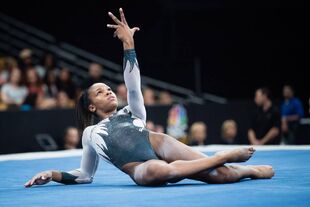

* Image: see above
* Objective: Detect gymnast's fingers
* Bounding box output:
[119,8,128,25]
[24,179,32,187]
[107,24,119,29]
[131,27,140,34]
[24,175,38,187]
[108,12,122,25]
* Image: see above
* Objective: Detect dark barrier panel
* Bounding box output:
[1,102,309,154]
[0,109,76,154]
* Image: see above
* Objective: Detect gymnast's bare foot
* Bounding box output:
[216,147,256,163]
[248,165,275,179]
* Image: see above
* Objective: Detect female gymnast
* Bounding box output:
[25,8,274,188]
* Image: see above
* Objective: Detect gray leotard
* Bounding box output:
[91,107,158,169]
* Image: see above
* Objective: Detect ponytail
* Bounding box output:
[76,90,94,132]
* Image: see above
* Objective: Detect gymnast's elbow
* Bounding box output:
[76,176,94,184]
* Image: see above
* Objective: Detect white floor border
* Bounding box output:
[1,145,310,162]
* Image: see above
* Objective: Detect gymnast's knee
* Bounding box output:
[142,161,177,184]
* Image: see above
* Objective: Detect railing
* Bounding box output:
[0,12,227,104]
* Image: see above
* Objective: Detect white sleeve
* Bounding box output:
[123,49,146,123]
[66,126,99,184]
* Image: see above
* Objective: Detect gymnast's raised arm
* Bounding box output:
[107,8,146,123]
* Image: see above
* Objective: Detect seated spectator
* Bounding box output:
[146,120,156,131]
[56,91,75,109]
[116,83,127,107]
[19,48,45,78]
[40,53,59,75]
[19,48,32,70]
[63,127,80,150]
[6,56,19,70]
[248,87,281,145]
[188,122,207,146]
[56,68,77,100]
[0,68,28,109]
[159,91,173,105]
[0,56,18,86]
[143,87,156,106]
[0,57,8,86]
[281,85,304,144]
[24,68,44,107]
[146,120,165,133]
[221,119,238,144]
[80,63,103,89]
[44,70,59,98]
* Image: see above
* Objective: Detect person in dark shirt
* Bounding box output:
[248,87,281,145]
[281,85,304,144]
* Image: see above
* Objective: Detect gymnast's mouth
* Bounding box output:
[108,96,116,101]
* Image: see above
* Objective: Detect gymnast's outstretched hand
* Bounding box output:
[24,170,52,187]
[107,8,140,50]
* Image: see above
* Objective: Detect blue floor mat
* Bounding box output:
[0,150,310,207]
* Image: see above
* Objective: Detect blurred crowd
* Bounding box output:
[1,48,309,150]
[0,48,175,111]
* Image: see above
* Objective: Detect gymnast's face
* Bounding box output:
[87,83,118,114]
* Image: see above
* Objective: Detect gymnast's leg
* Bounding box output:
[130,146,255,186]
[149,132,274,184]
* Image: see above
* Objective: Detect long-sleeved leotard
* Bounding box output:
[60,49,158,184]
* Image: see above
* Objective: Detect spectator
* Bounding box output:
[248,87,281,145]
[19,48,33,70]
[24,68,44,108]
[44,70,59,98]
[1,56,18,86]
[1,68,28,109]
[143,87,156,106]
[281,85,304,144]
[221,120,238,144]
[24,68,55,109]
[19,48,45,78]
[40,53,59,74]
[146,120,165,133]
[6,56,19,71]
[56,91,75,109]
[63,127,80,150]
[56,68,77,100]
[154,124,164,133]
[81,63,103,89]
[188,122,207,146]
[0,57,8,86]
[36,53,59,80]
[116,83,127,107]
[146,120,156,131]
[159,91,173,105]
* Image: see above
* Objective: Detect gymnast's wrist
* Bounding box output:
[51,170,62,182]
[123,39,135,50]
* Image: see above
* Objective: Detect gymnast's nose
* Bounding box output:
[106,90,112,96]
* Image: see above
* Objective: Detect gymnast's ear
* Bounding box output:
[88,104,96,113]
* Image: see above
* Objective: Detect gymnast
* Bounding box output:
[25,8,274,188]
